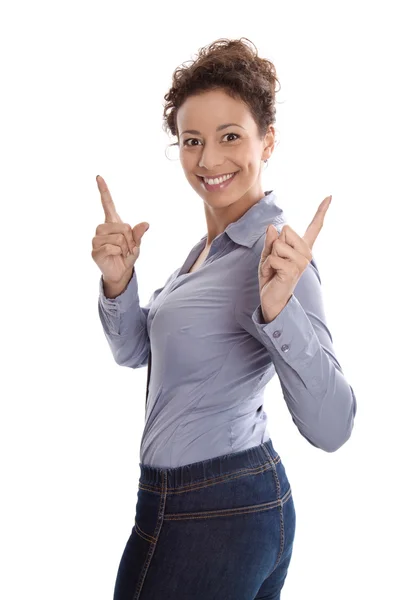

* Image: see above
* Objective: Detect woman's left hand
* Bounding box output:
[258,195,332,323]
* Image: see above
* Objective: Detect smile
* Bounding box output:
[197,171,239,191]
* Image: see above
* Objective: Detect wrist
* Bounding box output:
[262,295,292,323]
[103,268,134,299]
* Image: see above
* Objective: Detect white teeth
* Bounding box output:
[203,172,235,185]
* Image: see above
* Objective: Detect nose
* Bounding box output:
[197,143,225,171]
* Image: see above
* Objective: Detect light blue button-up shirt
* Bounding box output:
[98,190,357,468]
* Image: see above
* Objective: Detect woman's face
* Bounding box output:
[176,88,274,207]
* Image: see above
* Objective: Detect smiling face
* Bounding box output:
[176,88,275,209]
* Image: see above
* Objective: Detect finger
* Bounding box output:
[272,240,310,269]
[277,225,312,260]
[95,222,136,254]
[96,175,122,224]
[267,254,289,273]
[303,195,332,250]
[92,232,130,258]
[267,254,301,280]
[261,224,279,260]
[272,239,298,261]
[92,243,124,261]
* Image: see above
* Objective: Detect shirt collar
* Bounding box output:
[202,190,286,249]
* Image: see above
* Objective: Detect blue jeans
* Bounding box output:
[113,438,296,600]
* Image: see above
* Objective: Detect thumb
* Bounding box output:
[132,222,150,247]
[259,224,280,285]
[261,224,279,260]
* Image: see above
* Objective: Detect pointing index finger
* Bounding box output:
[303,195,332,250]
[96,175,122,224]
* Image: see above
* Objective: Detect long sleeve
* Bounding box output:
[98,268,176,368]
[235,257,357,453]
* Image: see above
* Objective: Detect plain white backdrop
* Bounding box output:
[1,1,399,598]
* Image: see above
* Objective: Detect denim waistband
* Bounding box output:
[138,438,280,490]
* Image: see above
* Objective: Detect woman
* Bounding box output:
[92,38,357,600]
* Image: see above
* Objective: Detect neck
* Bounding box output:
[203,185,265,245]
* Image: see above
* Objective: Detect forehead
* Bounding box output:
[176,89,253,133]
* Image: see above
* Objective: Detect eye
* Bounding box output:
[223,133,240,142]
[182,133,240,146]
[183,138,201,147]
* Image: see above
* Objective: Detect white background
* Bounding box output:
[1,1,399,598]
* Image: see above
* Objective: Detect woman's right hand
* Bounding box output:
[91,175,149,284]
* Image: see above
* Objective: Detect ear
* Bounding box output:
[262,125,275,161]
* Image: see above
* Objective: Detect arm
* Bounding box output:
[98,267,177,368]
[235,256,357,453]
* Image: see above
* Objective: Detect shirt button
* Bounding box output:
[273,330,281,338]
[281,344,290,352]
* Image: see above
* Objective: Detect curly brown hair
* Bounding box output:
[162,37,281,149]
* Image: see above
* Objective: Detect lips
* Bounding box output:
[196,171,239,191]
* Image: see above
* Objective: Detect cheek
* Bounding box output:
[234,148,257,168]
[180,152,196,173]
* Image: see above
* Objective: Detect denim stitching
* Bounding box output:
[133,470,167,599]
[163,487,292,521]
[260,444,285,572]
[133,447,286,596]
[134,520,157,544]
[135,488,291,539]
[138,455,281,495]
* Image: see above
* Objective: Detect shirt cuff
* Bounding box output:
[251,294,320,362]
[98,269,139,314]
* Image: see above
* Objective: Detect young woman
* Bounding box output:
[92,37,357,600]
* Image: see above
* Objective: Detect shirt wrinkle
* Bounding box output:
[98,190,357,466]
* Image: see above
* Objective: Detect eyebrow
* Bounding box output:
[180,123,246,136]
